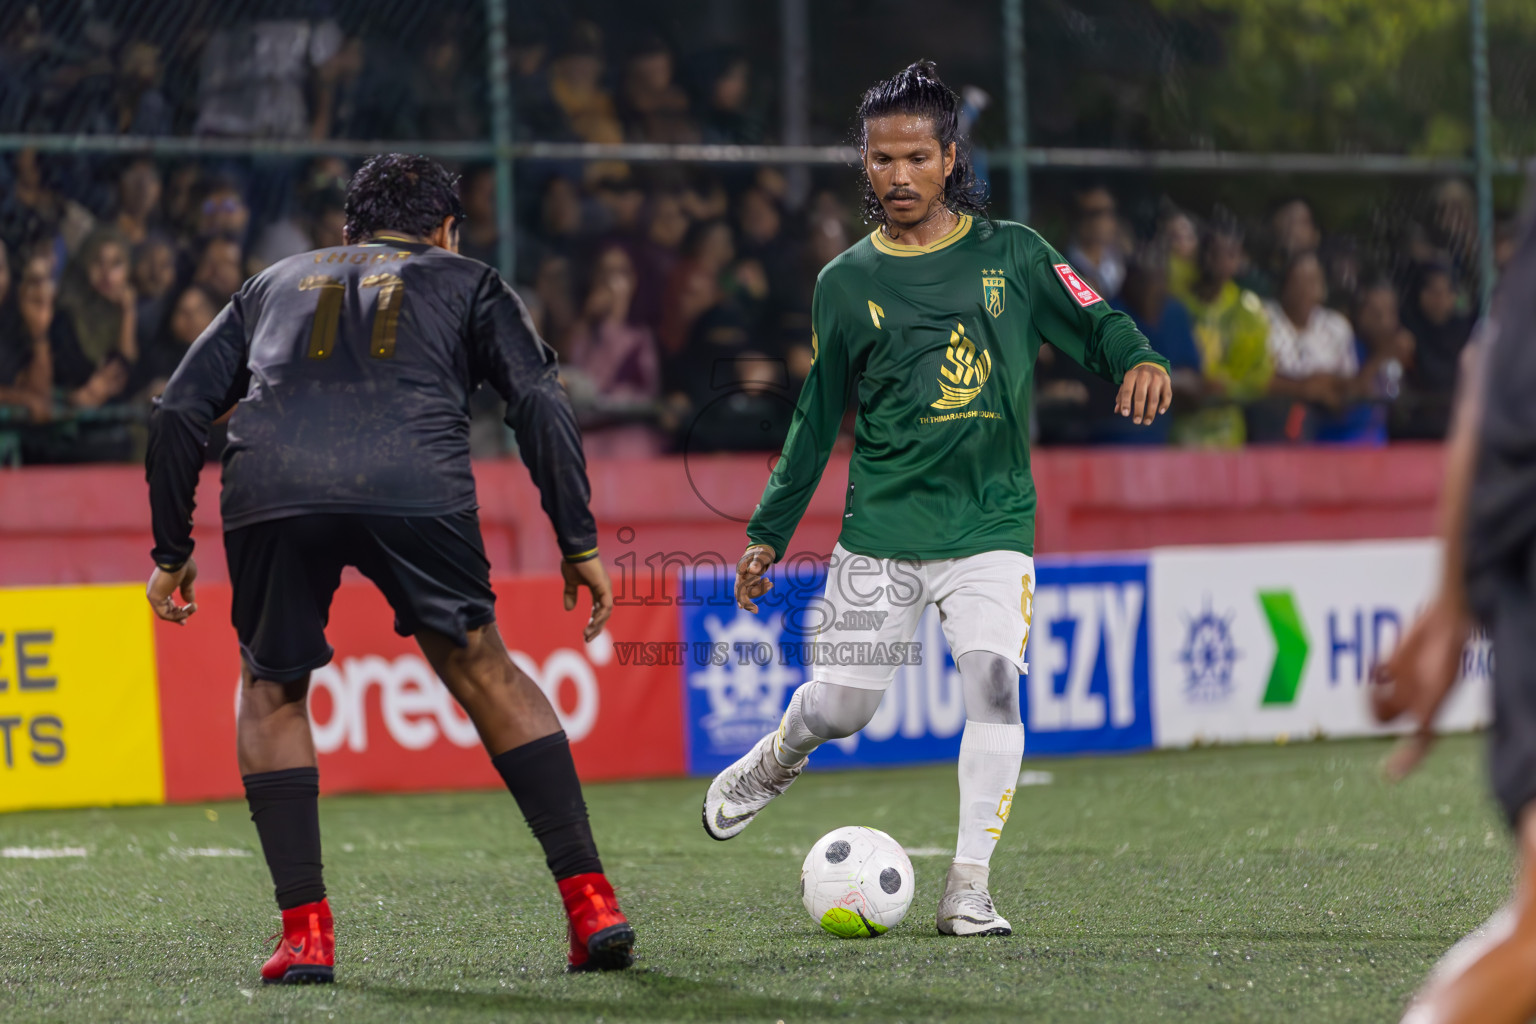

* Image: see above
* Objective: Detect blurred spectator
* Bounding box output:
[1263,251,1355,406]
[1264,251,1385,443]
[108,40,173,135]
[660,219,735,355]
[1395,261,1473,439]
[196,18,345,138]
[1,149,93,263]
[131,235,178,346]
[2,245,127,414]
[193,236,244,302]
[1175,226,1273,446]
[311,37,416,141]
[547,23,623,146]
[196,177,250,244]
[1352,280,1413,402]
[162,162,204,244]
[135,284,219,396]
[1113,255,1202,397]
[1065,186,1125,300]
[1157,207,1200,299]
[1428,179,1480,295]
[532,254,578,354]
[112,159,162,247]
[621,35,697,145]
[0,239,54,422]
[248,159,348,272]
[624,190,689,334]
[563,245,663,458]
[458,164,501,267]
[593,177,647,238]
[697,50,759,145]
[58,227,138,369]
[736,186,802,353]
[539,175,586,260]
[412,30,485,142]
[1271,197,1321,260]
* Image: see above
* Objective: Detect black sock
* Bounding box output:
[491,731,603,880]
[244,767,326,910]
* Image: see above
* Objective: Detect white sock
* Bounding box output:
[773,685,821,766]
[953,720,1025,867]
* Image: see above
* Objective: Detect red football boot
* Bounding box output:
[260,899,335,984]
[558,873,635,973]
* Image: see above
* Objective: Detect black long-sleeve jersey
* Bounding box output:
[146,235,597,568]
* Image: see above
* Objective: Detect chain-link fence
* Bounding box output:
[0,0,1529,464]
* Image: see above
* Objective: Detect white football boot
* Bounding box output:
[936,861,1012,936]
[701,732,803,840]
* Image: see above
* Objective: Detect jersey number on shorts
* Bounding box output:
[299,272,405,360]
[1018,572,1034,658]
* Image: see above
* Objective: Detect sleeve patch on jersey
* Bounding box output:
[1053,263,1103,307]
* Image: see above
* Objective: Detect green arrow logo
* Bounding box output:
[1258,590,1309,706]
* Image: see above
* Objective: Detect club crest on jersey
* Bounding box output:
[1053,263,1103,307]
[932,321,992,410]
[981,270,1006,318]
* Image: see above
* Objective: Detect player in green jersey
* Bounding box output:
[702,61,1172,936]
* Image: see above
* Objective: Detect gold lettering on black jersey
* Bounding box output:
[299,275,344,359]
[868,300,885,329]
[361,273,405,358]
[932,321,992,410]
[982,269,1006,318]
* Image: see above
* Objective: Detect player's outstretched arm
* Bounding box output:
[145,294,250,621]
[744,278,853,560]
[1371,339,1485,779]
[1025,238,1172,424]
[469,270,605,620]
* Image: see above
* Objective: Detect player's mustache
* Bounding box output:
[883,189,921,202]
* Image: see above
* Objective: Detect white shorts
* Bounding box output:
[787,543,1035,691]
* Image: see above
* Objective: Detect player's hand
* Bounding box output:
[1369,596,1472,781]
[147,557,198,625]
[736,542,776,613]
[1115,364,1173,425]
[562,557,613,643]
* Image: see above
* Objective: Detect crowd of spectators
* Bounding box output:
[1035,182,1491,447]
[0,6,1506,463]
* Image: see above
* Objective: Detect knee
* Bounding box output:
[958,653,1021,725]
[801,681,884,738]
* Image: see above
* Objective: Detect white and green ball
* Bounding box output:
[800,826,915,938]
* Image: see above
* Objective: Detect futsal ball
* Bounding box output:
[800,826,915,937]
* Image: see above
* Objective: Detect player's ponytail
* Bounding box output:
[856,61,989,225]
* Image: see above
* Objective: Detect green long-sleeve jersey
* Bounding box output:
[746,215,1169,560]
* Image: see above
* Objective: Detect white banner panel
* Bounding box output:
[1150,540,1491,747]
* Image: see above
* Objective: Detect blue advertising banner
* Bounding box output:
[680,555,1153,776]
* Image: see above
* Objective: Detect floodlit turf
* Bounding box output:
[0,735,1512,1023]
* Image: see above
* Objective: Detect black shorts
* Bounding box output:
[1486,540,1536,828]
[224,511,496,683]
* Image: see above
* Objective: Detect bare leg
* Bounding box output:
[416,623,561,754]
[1403,806,1536,1024]
[237,666,316,775]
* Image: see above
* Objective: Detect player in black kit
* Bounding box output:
[1372,180,1536,1024]
[144,154,634,983]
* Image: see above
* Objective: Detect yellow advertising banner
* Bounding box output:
[0,585,164,812]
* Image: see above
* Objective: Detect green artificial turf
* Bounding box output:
[0,735,1512,1023]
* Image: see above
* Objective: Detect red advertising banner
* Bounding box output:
[155,576,683,802]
